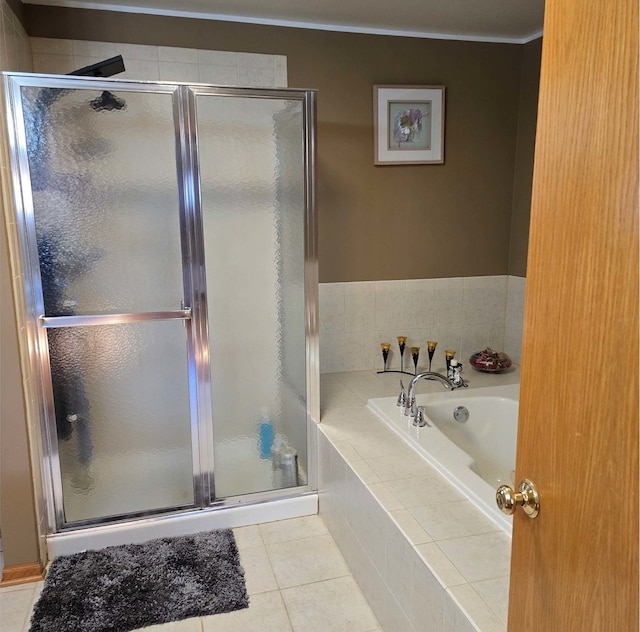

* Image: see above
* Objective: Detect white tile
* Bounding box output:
[349,459,381,484]
[72,40,117,58]
[463,276,507,326]
[197,49,238,66]
[259,515,328,544]
[238,545,279,594]
[31,53,75,74]
[389,509,433,545]
[233,524,263,550]
[282,575,379,632]
[410,554,446,631]
[30,37,73,55]
[366,482,404,511]
[432,277,464,326]
[159,61,199,83]
[447,583,507,632]
[348,431,408,460]
[146,617,202,631]
[267,534,349,588]
[471,576,510,624]
[437,531,511,583]
[344,281,375,332]
[374,280,406,330]
[118,43,158,62]
[158,46,198,64]
[460,322,505,363]
[374,591,417,632]
[319,330,346,374]
[274,56,288,86]
[119,58,160,81]
[405,278,435,329]
[321,381,362,410]
[385,473,464,508]
[383,525,416,615]
[239,65,276,88]
[415,542,467,588]
[237,52,276,69]
[0,584,35,613]
[198,64,239,86]
[4,609,30,632]
[319,283,345,333]
[443,589,478,632]
[409,500,499,541]
[366,452,433,482]
[341,330,376,372]
[202,590,292,632]
[343,374,399,399]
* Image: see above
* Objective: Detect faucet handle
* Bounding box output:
[396,380,407,407]
[404,394,416,417]
[413,405,430,427]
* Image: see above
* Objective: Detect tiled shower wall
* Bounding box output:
[29,37,287,87]
[0,0,31,71]
[319,275,526,373]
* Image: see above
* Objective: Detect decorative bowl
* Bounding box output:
[469,348,513,373]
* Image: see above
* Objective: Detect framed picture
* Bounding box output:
[373,85,445,165]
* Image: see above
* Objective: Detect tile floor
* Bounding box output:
[0,515,381,632]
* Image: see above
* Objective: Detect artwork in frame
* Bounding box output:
[374,85,445,165]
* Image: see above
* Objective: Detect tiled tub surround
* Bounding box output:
[319,275,526,374]
[318,369,520,631]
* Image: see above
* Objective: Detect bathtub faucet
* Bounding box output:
[403,371,454,418]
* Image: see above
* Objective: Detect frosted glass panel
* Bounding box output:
[196,95,307,498]
[21,87,184,315]
[49,321,194,523]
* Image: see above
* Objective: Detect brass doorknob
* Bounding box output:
[496,479,540,518]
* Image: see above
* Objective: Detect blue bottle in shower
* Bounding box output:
[259,419,275,459]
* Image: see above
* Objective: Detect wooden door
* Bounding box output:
[508,1,638,630]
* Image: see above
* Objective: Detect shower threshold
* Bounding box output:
[46,493,318,559]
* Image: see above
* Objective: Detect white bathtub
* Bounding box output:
[368,383,519,534]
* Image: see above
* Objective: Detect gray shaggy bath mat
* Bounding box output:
[29,529,249,632]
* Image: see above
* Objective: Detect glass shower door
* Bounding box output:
[5,73,317,531]
[13,81,199,526]
[193,90,310,499]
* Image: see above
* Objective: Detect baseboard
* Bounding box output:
[1,562,45,587]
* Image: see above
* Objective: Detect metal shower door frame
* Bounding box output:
[2,72,319,533]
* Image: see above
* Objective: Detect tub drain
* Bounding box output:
[453,406,469,423]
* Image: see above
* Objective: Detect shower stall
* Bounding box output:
[2,72,318,552]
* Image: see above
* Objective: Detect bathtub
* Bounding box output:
[368,383,519,534]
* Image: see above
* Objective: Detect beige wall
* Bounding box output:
[24,5,539,283]
[0,0,40,569]
[509,37,542,276]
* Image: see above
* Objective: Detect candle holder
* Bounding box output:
[445,349,456,373]
[380,343,391,371]
[377,336,415,375]
[411,347,420,375]
[397,336,407,370]
[427,340,437,372]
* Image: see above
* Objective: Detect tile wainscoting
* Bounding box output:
[319,276,526,374]
[317,369,519,631]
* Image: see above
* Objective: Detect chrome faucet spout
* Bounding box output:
[403,371,454,417]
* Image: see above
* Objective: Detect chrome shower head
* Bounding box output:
[90,91,126,112]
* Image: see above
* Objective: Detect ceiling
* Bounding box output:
[23,0,545,43]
